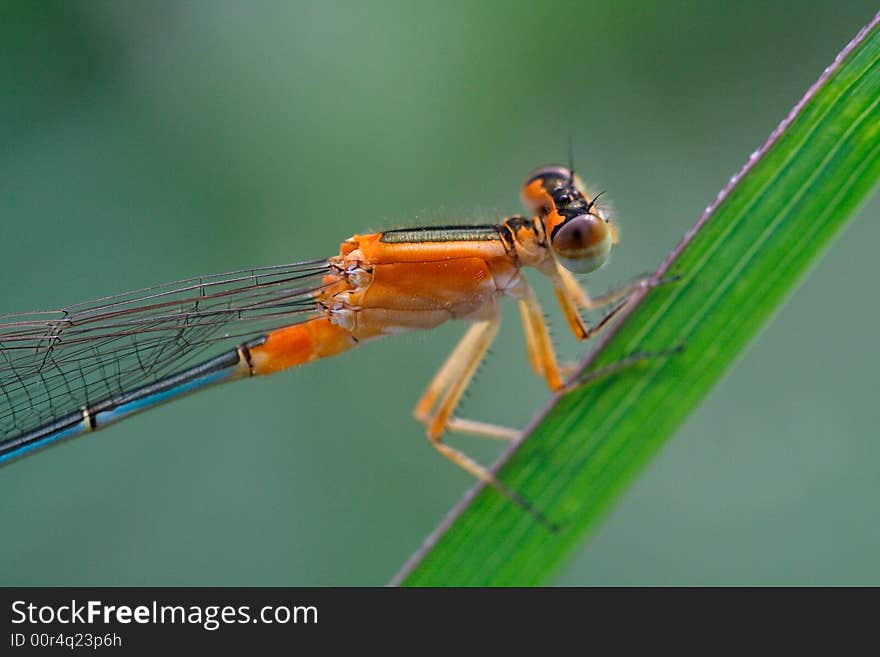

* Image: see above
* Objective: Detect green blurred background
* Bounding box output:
[1,1,878,585]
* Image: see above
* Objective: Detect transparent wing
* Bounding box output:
[0,259,335,441]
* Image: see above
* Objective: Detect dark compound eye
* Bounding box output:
[550,214,613,273]
[551,214,600,251]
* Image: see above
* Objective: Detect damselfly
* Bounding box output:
[0,165,655,522]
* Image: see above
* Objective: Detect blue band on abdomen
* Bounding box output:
[92,368,237,429]
[0,346,249,466]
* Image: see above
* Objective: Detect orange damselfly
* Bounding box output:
[0,165,653,523]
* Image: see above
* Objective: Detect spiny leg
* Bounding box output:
[515,273,633,391]
[413,312,557,529]
[443,418,519,440]
[558,266,676,312]
[550,263,637,343]
[519,294,543,377]
[550,266,676,380]
[415,314,522,440]
[422,314,499,440]
[413,320,487,424]
[432,278,567,435]
[551,264,682,350]
[551,268,590,340]
[517,280,565,391]
[556,266,592,308]
[440,279,563,440]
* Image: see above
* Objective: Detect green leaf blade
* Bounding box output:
[395,13,880,586]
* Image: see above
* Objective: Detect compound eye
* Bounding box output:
[551,214,613,273]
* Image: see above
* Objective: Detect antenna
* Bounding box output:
[586,190,605,213]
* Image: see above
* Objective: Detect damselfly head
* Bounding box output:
[522,165,583,216]
[521,164,616,274]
